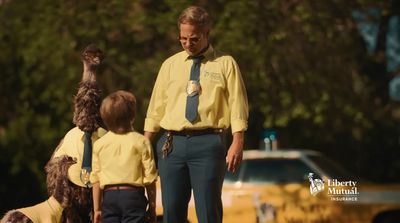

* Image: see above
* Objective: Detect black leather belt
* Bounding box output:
[103,184,144,192]
[161,128,225,158]
[169,128,224,137]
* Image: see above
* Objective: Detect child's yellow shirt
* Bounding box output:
[90,131,157,189]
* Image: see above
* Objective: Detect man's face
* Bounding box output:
[179,23,209,56]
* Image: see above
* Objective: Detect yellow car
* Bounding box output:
[222,149,400,223]
[156,149,400,223]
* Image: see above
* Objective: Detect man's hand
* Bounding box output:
[226,132,244,172]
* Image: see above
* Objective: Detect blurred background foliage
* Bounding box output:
[1,0,400,212]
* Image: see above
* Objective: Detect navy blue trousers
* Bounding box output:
[102,188,147,223]
[157,132,227,223]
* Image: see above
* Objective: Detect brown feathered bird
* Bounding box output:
[0,156,76,223]
[1,45,107,223]
[54,44,106,223]
[73,44,104,132]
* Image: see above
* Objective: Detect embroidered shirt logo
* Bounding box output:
[203,71,222,82]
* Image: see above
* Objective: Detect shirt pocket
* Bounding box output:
[200,70,226,98]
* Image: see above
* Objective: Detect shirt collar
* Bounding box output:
[184,44,216,62]
[79,127,107,141]
[48,196,64,223]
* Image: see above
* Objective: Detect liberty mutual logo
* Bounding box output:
[308,173,324,196]
[307,172,359,201]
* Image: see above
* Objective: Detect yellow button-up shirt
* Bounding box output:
[52,127,107,187]
[90,131,157,189]
[144,45,248,134]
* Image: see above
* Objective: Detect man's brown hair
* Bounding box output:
[100,90,136,134]
[178,5,211,31]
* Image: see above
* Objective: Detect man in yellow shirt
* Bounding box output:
[91,90,158,223]
[144,5,248,223]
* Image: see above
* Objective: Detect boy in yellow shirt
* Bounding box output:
[91,90,157,223]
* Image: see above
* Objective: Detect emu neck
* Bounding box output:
[82,63,96,83]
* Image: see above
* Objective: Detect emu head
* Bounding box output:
[81,44,104,68]
[45,156,76,208]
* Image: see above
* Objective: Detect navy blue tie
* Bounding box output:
[185,56,203,123]
[80,131,92,186]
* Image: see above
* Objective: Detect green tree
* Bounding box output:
[212,0,400,180]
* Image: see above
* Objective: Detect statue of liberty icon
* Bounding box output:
[308,173,324,196]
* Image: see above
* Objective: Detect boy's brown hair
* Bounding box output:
[100,90,136,134]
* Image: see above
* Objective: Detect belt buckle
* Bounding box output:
[186,80,201,97]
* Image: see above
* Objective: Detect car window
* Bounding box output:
[307,154,359,180]
[225,158,315,184]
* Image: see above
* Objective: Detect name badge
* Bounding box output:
[80,169,91,187]
[186,80,201,97]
